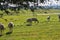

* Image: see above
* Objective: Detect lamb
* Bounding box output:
[8,22,14,33]
[0,23,5,36]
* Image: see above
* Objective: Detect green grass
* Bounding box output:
[0,9,60,40]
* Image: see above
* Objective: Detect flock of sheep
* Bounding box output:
[0,14,60,36]
[0,22,14,36]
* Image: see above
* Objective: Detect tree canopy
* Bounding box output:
[0,0,44,3]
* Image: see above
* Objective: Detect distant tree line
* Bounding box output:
[0,0,45,11]
[0,0,45,3]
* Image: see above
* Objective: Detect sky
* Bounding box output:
[37,0,60,6]
[28,0,60,8]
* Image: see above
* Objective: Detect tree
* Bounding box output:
[40,0,44,3]
[9,0,34,3]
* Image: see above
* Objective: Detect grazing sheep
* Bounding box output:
[26,18,39,23]
[5,10,10,15]
[58,15,60,21]
[0,23,4,36]
[8,22,14,33]
[3,19,8,22]
[47,16,50,22]
[31,8,34,12]
[0,14,3,18]
[44,12,47,14]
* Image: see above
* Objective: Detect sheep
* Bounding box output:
[47,16,50,22]
[26,18,39,23]
[4,19,8,22]
[58,14,60,22]
[5,10,10,15]
[0,14,3,18]
[8,22,14,33]
[44,12,47,14]
[0,23,5,36]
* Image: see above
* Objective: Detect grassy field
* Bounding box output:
[0,9,60,40]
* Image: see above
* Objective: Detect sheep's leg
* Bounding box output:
[37,21,39,23]
[34,21,36,23]
[47,19,50,22]
[0,30,1,35]
[9,28,13,33]
[0,30,2,36]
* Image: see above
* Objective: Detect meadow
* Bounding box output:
[0,9,60,40]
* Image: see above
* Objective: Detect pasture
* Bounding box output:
[0,9,60,40]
